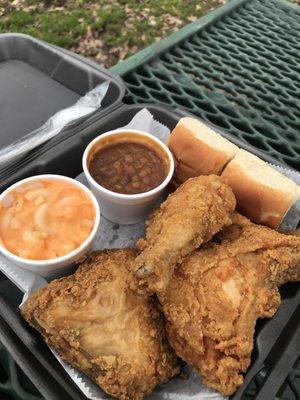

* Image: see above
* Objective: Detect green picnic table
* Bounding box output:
[1,0,299,399]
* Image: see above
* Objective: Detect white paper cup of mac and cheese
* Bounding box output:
[0,175,100,279]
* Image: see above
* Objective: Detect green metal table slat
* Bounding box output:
[0,344,41,400]
[112,0,300,170]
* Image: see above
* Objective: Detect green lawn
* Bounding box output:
[0,0,225,67]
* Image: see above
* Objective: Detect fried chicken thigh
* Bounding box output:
[134,175,236,293]
[160,214,300,395]
[22,249,179,400]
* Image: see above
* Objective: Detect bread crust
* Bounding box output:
[167,117,237,184]
[222,152,299,228]
[167,117,300,229]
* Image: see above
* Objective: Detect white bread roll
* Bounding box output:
[222,149,300,229]
[167,117,238,184]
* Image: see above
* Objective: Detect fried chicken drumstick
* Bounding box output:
[134,175,236,293]
[22,249,179,400]
[160,214,300,395]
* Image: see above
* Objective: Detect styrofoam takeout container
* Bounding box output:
[0,31,299,400]
[0,174,100,278]
[82,129,175,224]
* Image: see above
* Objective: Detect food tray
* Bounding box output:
[0,103,299,400]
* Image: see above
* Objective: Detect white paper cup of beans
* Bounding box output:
[0,175,100,279]
[82,129,175,224]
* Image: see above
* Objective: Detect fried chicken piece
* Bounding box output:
[160,214,300,395]
[22,249,179,400]
[134,175,236,293]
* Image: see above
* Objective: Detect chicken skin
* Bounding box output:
[22,249,179,400]
[134,175,236,293]
[159,214,300,395]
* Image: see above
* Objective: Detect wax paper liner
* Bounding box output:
[1,108,300,400]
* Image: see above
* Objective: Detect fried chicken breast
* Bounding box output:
[134,175,236,293]
[22,249,179,400]
[159,214,300,395]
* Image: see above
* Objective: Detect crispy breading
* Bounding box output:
[134,175,236,293]
[22,249,179,400]
[159,214,300,395]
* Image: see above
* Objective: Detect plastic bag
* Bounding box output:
[0,81,109,170]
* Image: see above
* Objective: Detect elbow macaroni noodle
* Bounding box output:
[0,180,95,260]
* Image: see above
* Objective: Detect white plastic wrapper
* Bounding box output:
[0,108,299,400]
[0,81,109,170]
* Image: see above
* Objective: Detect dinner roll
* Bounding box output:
[167,117,238,184]
[222,149,300,229]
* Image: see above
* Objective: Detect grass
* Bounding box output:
[0,0,225,67]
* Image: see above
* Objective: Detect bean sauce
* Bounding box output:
[89,141,168,194]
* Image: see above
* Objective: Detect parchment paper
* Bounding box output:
[0,108,299,400]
